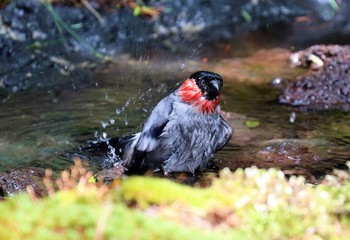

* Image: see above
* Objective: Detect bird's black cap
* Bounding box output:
[190,71,223,100]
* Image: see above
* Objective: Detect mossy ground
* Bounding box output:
[1,163,350,239]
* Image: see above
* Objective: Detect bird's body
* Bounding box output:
[123,71,232,175]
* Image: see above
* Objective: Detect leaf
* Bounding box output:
[329,0,340,11]
[133,6,142,16]
[245,120,260,128]
[241,10,252,22]
[88,174,97,183]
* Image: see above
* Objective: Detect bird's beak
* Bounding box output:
[211,80,221,91]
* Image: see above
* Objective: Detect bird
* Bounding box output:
[122,71,232,175]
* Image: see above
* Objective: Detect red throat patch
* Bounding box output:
[178,79,220,114]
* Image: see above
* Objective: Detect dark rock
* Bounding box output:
[278,45,350,111]
[289,0,350,47]
[0,0,97,95]
[0,0,306,96]
[0,167,47,198]
[1,0,350,97]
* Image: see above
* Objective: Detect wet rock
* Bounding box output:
[95,164,125,184]
[212,138,344,184]
[151,0,304,50]
[0,167,47,198]
[0,0,305,96]
[278,45,350,111]
[289,1,350,47]
[0,0,99,95]
[1,0,350,98]
[255,139,350,183]
[257,140,319,166]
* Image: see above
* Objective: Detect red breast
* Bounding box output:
[178,79,220,114]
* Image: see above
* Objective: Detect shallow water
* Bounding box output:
[215,82,350,181]
[0,55,349,182]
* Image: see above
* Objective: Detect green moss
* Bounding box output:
[1,167,350,239]
[0,189,233,239]
[119,176,227,209]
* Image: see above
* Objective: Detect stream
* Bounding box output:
[1,52,349,184]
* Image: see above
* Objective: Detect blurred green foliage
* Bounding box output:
[1,165,350,239]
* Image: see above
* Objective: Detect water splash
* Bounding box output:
[101,121,109,129]
[93,130,122,167]
[124,114,128,126]
[115,108,122,115]
[85,31,204,169]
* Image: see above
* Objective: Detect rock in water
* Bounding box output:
[278,45,350,111]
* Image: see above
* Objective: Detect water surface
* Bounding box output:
[0,55,349,183]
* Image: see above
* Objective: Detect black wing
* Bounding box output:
[123,94,175,172]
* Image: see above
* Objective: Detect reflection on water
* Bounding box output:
[0,59,349,182]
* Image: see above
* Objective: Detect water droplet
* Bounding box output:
[125,98,131,107]
[124,115,128,126]
[110,119,115,124]
[115,108,122,114]
[289,112,296,124]
[102,132,107,139]
[101,121,109,128]
[272,77,281,85]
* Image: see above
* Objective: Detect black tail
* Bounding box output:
[124,150,149,175]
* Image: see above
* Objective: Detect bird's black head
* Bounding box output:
[190,71,223,100]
